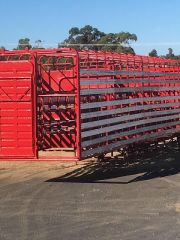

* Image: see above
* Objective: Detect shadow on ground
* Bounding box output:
[46,141,180,184]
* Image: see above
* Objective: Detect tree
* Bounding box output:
[166,48,175,59]
[62,25,105,47]
[0,47,6,60]
[17,38,32,50]
[97,32,137,54]
[33,40,44,49]
[0,46,5,51]
[60,25,137,54]
[149,49,158,57]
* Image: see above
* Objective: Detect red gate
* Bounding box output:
[35,49,80,160]
[0,60,37,159]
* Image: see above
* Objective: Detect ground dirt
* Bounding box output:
[0,142,180,240]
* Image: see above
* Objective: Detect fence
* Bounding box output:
[0,48,180,160]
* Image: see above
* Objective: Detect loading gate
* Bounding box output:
[0,48,180,160]
[0,59,37,159]
[35,49,80,160]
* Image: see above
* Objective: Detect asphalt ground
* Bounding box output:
[0,141,180,240]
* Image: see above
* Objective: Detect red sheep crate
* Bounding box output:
[0,48,180,160]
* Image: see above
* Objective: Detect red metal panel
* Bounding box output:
[78,51,180,159]
[0,61,36,159]
[1,48,180,161]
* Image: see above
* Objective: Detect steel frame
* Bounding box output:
[0,48,180,160]
[78,50,180,159]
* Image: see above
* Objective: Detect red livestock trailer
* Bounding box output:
[0,48,180,161]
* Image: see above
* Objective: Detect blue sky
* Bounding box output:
[1,0,180,55]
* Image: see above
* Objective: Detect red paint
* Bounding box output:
[0,48,180,160]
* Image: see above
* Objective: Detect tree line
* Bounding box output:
[0,25,179,59]
[149,47,180,60]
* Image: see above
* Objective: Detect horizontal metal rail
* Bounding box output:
[80,79,180,85]
[81,108,180,130]
[80,86,180,96]
[81,128,180,158]
[81,102,180,120]
[81,95,180,110]
[0,100,31,103]
[0,77,31,80]
[81,113,180,138]
[38,94,76,97]
[81,120,180,148]
[80,70,180,77]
